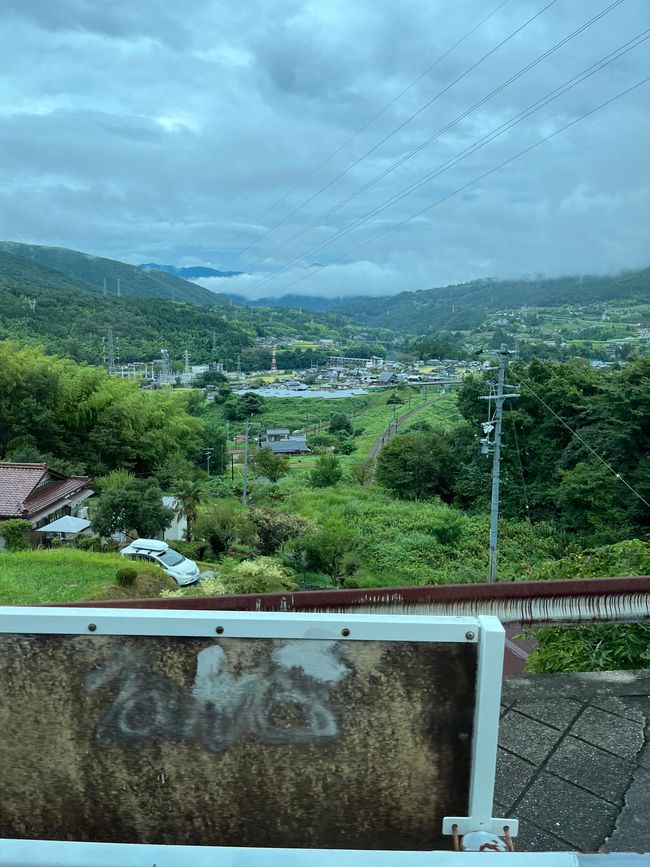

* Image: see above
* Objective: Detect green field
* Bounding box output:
[0,549,125,605]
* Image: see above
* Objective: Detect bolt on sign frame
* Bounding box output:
[0,608,516,863]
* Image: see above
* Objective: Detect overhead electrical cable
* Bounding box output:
[233,0,626,298]
[216,0,513,268]
[238,26,647,298]
[261,75,650,301]
[223,0,560,285]
[517,375,650,510]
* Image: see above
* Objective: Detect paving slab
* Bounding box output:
[516,773,619,851]
[547,736,636,806]
[571,707,645,760]
[590,695,646,724]
[514,698,583,731]
[498,709,562,764]
[494,748,537,812]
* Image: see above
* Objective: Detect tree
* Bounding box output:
[376,430,458,501]
[299,519,359,585]
[309,454,343,488]
[223,392,266,421]
[92,478,173,539]
[349,457,375,486]
[252,447,290,482]
[174,480,206,541]
[328,412,352,435]
[193,370,228,388]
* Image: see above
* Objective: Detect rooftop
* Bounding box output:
[0,463,91,519]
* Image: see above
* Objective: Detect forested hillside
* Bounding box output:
[0,249,375,367]
[335,269,650,333]
[0,241,219,306]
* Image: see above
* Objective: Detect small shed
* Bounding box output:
[35,516,91,541]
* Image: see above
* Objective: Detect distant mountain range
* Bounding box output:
[0,242,219,306]
[139,263,243,279]
[332,270,650,332]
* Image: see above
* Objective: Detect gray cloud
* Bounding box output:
[0,0,648,299]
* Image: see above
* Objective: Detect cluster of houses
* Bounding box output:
[0,463,187,549]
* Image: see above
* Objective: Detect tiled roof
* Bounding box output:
[0,463,91,519]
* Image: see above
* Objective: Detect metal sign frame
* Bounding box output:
[0,607,517,861]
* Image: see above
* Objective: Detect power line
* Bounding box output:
[517,374,650,510]
[264,74,650,300]
[240,19,644,298]
[224,0,560,285]
[217,0,513,270]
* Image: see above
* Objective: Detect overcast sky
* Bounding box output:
[1,0,649,299]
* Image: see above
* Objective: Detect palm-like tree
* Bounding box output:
[174,480,206,541]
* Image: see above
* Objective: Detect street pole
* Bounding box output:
[488,348,507,584]
[242,420,250,506]
[479,345,519,583]
[204,447,213,477]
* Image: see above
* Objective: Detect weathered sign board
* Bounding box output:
[0,608,515,861]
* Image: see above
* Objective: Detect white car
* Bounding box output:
[120,539,200,586]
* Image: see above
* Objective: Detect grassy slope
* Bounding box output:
[0,549,122,604]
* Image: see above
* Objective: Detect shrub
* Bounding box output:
[172,540,208,561]
[0,519,32,551]
[116,567,137,587]
[309,454,342,488]
[76,536,119,553]
[195,502,247,557]
[249,509,314,556]
[221,558,299,595]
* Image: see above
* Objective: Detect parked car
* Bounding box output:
[120,538,200,586]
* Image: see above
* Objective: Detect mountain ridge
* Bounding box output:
[0,241,220,306]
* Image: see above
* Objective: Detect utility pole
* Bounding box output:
[242,420,250,506]
[479,345,519,583]
[106,328,116,376]
[204,447,214,477]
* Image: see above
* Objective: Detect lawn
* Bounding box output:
[0,549,123,605]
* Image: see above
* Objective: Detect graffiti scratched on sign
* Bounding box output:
[0,633,476,850]
[86,640,349,750]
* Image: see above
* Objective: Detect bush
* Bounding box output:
[195,502,247,556]
[92,569,177,601]
[221,558,299,595]
[526,624,650,674]
[249,509,314,556]
[0,519,32,551]
[76,536,119,553]
[172,540,208,561]
[309,454,342,488]
[116,567,137,587]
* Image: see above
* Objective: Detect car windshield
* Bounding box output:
[158,550,184,567]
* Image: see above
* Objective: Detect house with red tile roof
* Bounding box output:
[0,463,93,534]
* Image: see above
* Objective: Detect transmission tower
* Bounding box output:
[236,355,241,375]
[116,277,121,297]
[271,345,277,373]
[27,299,36,312]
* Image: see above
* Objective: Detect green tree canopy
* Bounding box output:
[376,430,458,501]
[92,478,173,539]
